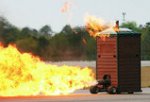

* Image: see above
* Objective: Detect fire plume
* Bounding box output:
[85,15,111,37]
[82,38,87,45]
[85,15,119,40]
[61,1,71,13]
[0,44,95,96]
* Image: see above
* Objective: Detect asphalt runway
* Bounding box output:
[1,88,150,102]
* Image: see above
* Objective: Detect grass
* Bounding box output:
[141,66,150,87]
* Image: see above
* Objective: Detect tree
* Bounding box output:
[15,37,38,54]
[0,16,20,45]
[121,21,141,32]
[36,36,50,60]
[141,22,150,59]
[20,27,32,37]
[39,25,52,37]
[61,25,73,34]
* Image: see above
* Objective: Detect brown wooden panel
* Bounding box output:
[97,58,117,62]
[97,62,117,65]
[98,69,117,72]
[97,63,116,65]
[97,37,116,42]
[96,36,118,87]
[118,35,141,92]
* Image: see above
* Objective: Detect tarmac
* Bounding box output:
[0,88,150,102]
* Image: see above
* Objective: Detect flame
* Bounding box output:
[60,1,73,25]
[82,38,87,45]
[85,14,119,40]
[97,34,110,41]
[0,44,95,96]
[61,1,71,13]
[85,15,111,37]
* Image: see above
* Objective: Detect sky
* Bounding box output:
[0,0,150,32]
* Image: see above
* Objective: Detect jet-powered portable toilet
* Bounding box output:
[96,26,141,93]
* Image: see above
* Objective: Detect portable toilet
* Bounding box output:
[96,27,141,93]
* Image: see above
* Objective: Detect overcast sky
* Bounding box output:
[0,0,149,32]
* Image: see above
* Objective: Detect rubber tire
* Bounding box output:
[89,86,99,94]
[107,86,117,94]
[116,88,121,94]
[128,92,134,94]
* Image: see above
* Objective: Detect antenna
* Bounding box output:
[122,12,126,22]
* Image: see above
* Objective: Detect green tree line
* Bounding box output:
[0,16,96,61]
[0,16,150,61]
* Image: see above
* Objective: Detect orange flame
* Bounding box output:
[61,1,71,13]
[82,38,87,45]
[0,44,95,96]
[85,15,119,40]
[85,15,111,37]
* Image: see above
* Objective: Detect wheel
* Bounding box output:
[128,92,134,94]
[107,86,117,94]
[89,86,99,94]
[116,88,121,94]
